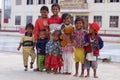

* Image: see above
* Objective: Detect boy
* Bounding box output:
[17,23,36,71]
[84,22,104,78]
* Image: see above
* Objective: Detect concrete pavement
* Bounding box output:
[0,51,120,80]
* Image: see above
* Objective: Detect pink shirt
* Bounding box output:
[72,30,87,48]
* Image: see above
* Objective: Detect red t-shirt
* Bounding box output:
[34,18,49,40]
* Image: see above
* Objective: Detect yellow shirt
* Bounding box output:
[20,35,35,51]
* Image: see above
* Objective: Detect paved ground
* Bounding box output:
[0,51,120,80]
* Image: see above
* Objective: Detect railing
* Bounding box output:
[99,30,120,37]
[0,26,21,32]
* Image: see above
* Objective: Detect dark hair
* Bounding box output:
[52,30,61,36]
[39,29,46,33]
[40,6,49,12]
[51,3,60,10]
[61,13,72,22]
[25,23,34,30]
[75,17,85,26]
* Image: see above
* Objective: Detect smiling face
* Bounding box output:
[39,31,46,39]
[75,21,84,30]
[89,26,96,34]
[40,10,49,18]
[52,6,60,16]
[26,27,33,34]
[63,16,71,25]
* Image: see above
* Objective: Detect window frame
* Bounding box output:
[16,0,22,5]
[94,0,103,3]
[109,16,119,28]
[15,16,21,25]
[27,0,33,5]
[94,16,102,27]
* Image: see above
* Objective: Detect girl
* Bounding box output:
[45,30,62,74]
[72,17,87,77]
[17,23,36,71]
[48,3,61,33]
[60,26,74,75]
[60,13,74,75]
[84,22,104,78]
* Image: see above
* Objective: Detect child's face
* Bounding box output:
[75,21,83,30]
[52,6,60,16]
[39,32,46,39]
[40,10,49,18]
[26,27,33,34]
[63,16,71,25]
[53,35,59,41]
[89,26,95,34]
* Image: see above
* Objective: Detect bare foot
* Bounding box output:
[73,73,78,77]
[94,75,98,78]
[85,75,90,78]
[79,74,84,77]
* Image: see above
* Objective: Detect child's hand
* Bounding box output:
[17,47,20,51]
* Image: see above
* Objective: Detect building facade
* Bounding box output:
[1,0,120,35]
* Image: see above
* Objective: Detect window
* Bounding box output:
[27,0,33,5]
[16,0,22,5]
[26,16,32,24]
[94,16,102,27]
[51,0,58,4]
[15,16,21,25]
[109,0,120,2]
[38,0,45,4]
[95,0,103,3]
[109,16,119,28]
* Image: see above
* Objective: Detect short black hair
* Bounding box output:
[39,29,46,33]
[51,3,60,10]
[25,23,34,30]
[40,6,49,12]
[61,13,72,22]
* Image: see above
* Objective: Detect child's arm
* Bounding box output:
[17,43,22,51]
[84,34,89,47]
[98,36,104,49]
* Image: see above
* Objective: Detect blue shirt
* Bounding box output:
[36,38,48,55]
[46,39,62,55]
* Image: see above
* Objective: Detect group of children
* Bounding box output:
[17,3,104,78]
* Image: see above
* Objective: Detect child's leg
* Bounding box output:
[73,62,79,76]
[30,51,36,69]
[39,55,46,71]
[93,69,98,78]
[91,61,98,78]
[23,50,29,71]
[85,69,90,77]
[33,54,39,71]
[79,64,84,77]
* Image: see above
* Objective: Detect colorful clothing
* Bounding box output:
[72,29,87,48]
[36,38,48,55]
[74,48,85,63]
[36,38,48,70]
[84,33,104,69]
[38,55,46,70]
[48,16,61,33]
[34,18,49,40]
[45,39,62,55]
[45,39,62,68]
[20,33,36,66]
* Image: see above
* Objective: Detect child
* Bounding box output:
[17,23,36,71]
[45,30,62,74]
[60,13,72,31]
[48,3,61,33]
[36,29,48,71]
[72,17,87,77]
[34,6,49,71]
[34,6,49,40]
[60,26,74,75]
[84,22,104,78]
